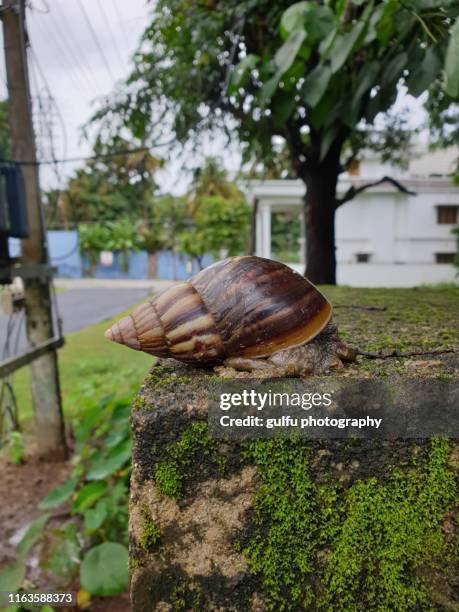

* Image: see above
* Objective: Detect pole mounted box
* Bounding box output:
[0,162,29,238]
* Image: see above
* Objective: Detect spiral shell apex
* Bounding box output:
[105,256,332,365]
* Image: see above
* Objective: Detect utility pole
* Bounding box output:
[1,0,67,460]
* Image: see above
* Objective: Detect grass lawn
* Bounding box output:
[13,302,154,424]
[10,284,459,425]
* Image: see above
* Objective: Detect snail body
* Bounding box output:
[105,256,356,376]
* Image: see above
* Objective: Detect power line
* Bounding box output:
[76,0,116,82]
[27,6,92,97]
[96,0,125,70]
[28,47,68,161]
[45,8,97,96]
[52,0,101,96]
[0,140,174,166]
[113,0,131,58]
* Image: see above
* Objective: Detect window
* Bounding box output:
[355,253,371,263]
[435,253,455,264]
[436,205,458,224]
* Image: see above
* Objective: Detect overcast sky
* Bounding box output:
[0,0,426,196]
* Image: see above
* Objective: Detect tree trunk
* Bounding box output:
[303,142,342,285]
[147,251,157,279]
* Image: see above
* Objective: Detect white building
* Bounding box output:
[246,148,459,287]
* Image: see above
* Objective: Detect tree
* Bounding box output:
[46,137,163,228]
[79,219,144,277]
[178,196,250,269]
[79,223,111,277]
[426,88,459,183]
[189,157,242,210]
[139,195,188,277]
[92,1,459,283]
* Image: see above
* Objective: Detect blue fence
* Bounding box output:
[9,231,213,280]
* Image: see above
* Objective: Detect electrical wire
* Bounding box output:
[27,43,69,228]
[45,6,99,96]
[52,0,101,96]
[28,46,69,160]
[113,0,132,57]
[0,140,175,166]
[49,239,80,261]
[96,0,125,70]
[26,5,93,98]
[76,0,116,82]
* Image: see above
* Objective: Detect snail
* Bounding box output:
[105,256,357,377]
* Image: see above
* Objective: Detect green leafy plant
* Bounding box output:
[2,391,133,600]
[0,514,50,595]
[2,430,25,464]
[80,542,129,596]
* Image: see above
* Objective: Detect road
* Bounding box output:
[0,280,173,358]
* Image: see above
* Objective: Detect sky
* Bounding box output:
[0,0,427,196]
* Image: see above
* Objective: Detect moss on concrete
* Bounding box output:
[324,286,458,378]
[154,421,226,498]
[243,437,457,611]
[138,504,160,551]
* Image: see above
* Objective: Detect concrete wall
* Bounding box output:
[10,232,214,280]
[47,230,81,277]
[335,192,458,266]
[289,262,457,287]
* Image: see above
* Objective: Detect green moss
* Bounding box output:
[132,395,147,411]
[243,438,457,611]
[155,422,225,498]
[138,505,160,551]
[147,371,192,388]
[129,556,143,570]
[170,583,204,611]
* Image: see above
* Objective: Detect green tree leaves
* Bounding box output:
[178,196,250,267]
[407,46,442,97]
[280,2,310,39]
[229,54,259,93]
[445,17,459,97]
[280,2,334,42]
[301,65,332,108]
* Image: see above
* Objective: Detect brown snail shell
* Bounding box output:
[105,256,332,365]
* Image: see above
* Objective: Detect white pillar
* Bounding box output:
[255,204,263,257]
[260,204,271,259]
